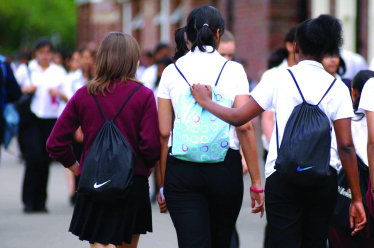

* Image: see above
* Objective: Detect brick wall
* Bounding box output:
[77,1,123,49]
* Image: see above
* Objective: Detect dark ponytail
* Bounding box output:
[295,14,343,57]
[173,6,225,61]
[173,26,189,61]
[351,70,374,115]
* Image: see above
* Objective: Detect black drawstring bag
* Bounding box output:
[330,155,370,235]
[275,69,336,186]
[77,85,142,201]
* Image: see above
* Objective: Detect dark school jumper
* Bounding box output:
[46,80,160,245]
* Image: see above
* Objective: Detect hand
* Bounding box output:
[190,84,212,107]
[74,127,84,143]
[250,184,265,218]
[157,191,167,213]
[49,88,60,97]
[349,200,367,236]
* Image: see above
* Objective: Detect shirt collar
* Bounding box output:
[191,45,215,54]
[298,60,324,70]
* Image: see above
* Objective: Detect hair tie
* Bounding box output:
[203,23,209,27]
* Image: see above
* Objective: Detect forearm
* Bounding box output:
[339,146,362,201]
[236,124,261,186]
[60,93,69,103]
[159,135,170,187]
[68,161,79,176]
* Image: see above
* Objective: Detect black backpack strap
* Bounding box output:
[287,69,306,103]
[93,95,108,121]
[317,79,337,105]
[215,60,229,86]
[112,84,142,121]
[174,63,191,86]
[275,113,280,154]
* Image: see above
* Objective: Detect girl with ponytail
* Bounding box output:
[157,5,264,248]
[191,14,367,247]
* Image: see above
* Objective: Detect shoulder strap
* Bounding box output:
[93,95,108,121]
[215,60,229,86]
[275,113,280,153]
[287,69,306,102]
[174,63,191,86]
[317,79,337,105]
[112,84,142,121]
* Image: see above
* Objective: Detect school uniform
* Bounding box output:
[328,111,374,248]
[21,62,66,212]
[46,81,160,245]
[359,78,374,220]
[251,60,354,248]
[158,46,249,248]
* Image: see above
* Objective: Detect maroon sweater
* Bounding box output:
[46,80,160,177]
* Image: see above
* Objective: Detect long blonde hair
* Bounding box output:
[87,32,142,95]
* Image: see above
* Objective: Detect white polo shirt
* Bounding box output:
[29,62,66,119]
[158,46,250,150]
[251,60,354,178]
[359,78,374,113]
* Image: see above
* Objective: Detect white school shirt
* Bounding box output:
[141,64,159,102]
[359,78,374,113]
[29,62,66,119]
[15,63,31,87]
[260,59,289,151]
[58,69,87,116]
[251,60,354,178]
[158,46,250,150]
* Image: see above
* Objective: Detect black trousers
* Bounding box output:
[164,149,244,248]
[21,115,56,211]
[265,168,338,248]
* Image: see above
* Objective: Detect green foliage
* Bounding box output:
[0,0,76,55]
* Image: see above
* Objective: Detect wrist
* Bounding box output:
[250,187,264,193]
[251,181,262,189]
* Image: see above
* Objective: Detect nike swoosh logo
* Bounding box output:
[94,180,111,188]
[297,166,314,171]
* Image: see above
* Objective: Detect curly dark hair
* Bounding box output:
[295,14,343,57]
[352,70,374,112]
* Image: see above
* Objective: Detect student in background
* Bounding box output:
[328,70,374,247]
[322,54,351,89]
[218,30,260,248]
[59,51,87,205]
[21,38,67,213]
[261,27,297,162]
[47,32,160,248]
[140,43,171,90]
[341,50,367,81]
[358,73,374,239]
[191,15,366,248]
[157,6,264,248]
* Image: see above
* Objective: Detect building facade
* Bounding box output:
[76,0,374,81]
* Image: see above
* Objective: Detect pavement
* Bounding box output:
[0,120,266,248]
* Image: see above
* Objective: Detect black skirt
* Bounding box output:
[69,175,152,246]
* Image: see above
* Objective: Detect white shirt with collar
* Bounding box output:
[29,62,66,119]
[15,63,31,87]
[158,46,250,150]
[58,69,87,116]
[251,60,354,178]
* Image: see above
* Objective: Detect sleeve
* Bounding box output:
[46,93,80,168]
[358,78,374,112]
[4,62,22,103]
[15,65,30,87]
[138,90,161,167]
[331,85,354,121]
[157,65,173,99]
[249,69,277,111]
[231,63,249,96]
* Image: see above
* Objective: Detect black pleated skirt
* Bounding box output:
[69,175,152,246]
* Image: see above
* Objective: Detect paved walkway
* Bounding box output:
[0,135,266,248]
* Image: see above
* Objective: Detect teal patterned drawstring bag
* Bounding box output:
[171,61,231,163]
